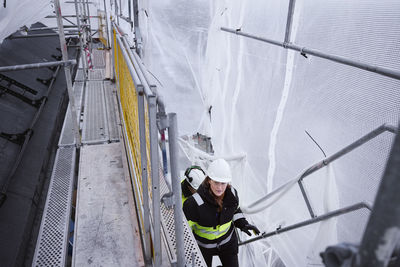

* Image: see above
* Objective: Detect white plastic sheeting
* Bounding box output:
[0,0,52,43]
[140,0,400,266]
[1,0,399,266]
[0,0,101,44]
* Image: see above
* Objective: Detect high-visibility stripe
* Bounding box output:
[188,220,232,240]
[233,213,245,221]
[231,187,237,197]
[192,193,204,206]
[196,230,234,249]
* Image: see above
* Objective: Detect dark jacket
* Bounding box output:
[183,183,248,253]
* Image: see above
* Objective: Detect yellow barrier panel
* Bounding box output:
[113,29,154,256]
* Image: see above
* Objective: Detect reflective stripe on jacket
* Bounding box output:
[187,220,232,240]
[183,183,249,250]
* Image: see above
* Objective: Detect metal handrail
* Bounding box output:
[221,27,400,81]
[247,123,398,212]
[239,201,372,246]
[0,60,76,72]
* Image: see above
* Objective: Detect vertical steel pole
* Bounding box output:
[115,0,119,24]
[54,0,81,147]
[138,89,152,265]
[161,130,168,175]
[356,126,400,267]
[103,0,111,48]
[128,0,132,22]
[85,0,93,46]
[284,0,296,43]
[298,179,316,218]
[80,0,89,45]
[133,0,139,28]
[74,0,87,79]
[132,0,141,55]
[149,94,162,266]
[168,113,185,267]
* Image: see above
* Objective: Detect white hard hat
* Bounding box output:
[207,159,232,183]
[186,168,206,190]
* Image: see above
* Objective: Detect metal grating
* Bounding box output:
[103,81,119,141]
[92,49,106,69]
[159,167,207,267]
[59,82,85,147]
[32,147,76,267]
[88,69,104,80]
[82,80,109,144]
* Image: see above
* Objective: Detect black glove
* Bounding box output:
[241,224,260,236]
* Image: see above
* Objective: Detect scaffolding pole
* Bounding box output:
[247,123,398,210]
[103,0,111,48]
[284,0,296,43]
[239,202,372,246]
[168,113,185,267]
[221,27,400,81]
[138,87,152,266]
[9,33,78,39]
[74,0,88,77]
[84,0,93,47]
[54,0,81,148]
[149,95,162,267]
[0,60,76,72]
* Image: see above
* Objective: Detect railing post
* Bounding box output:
[298,179,316,218]
[85,0,93,46]
[74,0,88,77]
[149,94,162,266]
[168,113,185,267]
[54,0,81,148]
[138,88,152,265]
[102,0,111,49]
[284,0,296,44]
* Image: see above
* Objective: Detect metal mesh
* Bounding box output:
[82,80,108,144]
[32,147,76,267]
[59,82,84,147]
[159,168,207,267]
[88,69,104,80]
[93,49,105,69]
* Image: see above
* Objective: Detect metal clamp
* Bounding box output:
[161,192,175,209]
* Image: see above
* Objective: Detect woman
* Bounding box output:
[183,159,260,267]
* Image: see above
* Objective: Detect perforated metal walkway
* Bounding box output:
[33,46,206,267]
[33,48,130,266]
